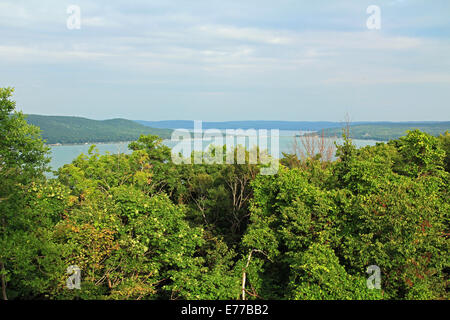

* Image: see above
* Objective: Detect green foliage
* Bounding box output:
[438,131,450,172]
[1,87,448,300]
[333,133,448,299]
[242,166,367,299]
[390,129,446,177]
[288,243,382,300]
[241,131,448,300]
[52,137,241,300]
[0,87,57,299]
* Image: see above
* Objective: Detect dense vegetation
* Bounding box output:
[316,122,450,141]
[1,88,449,300]
[26,114,173,144]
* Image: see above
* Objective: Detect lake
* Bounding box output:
[48,131,381,171]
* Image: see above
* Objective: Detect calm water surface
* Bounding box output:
[48,131,381,171]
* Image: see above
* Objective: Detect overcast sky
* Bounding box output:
[0,0,449,121]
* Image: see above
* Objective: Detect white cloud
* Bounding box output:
[1,0,449,121]
[0,25,447,87]
[0,45,114,62]
[196,25,293,45]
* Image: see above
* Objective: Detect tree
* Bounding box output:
[334,131,448,299]
[438,131,450,172]
[240,130,448,300]
[0,87,53,299]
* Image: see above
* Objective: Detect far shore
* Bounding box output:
[46,141,133,147]
[46,130,316,147]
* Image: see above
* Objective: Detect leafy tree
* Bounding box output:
[240,131,448,300]
[438,131,450,172]
[334,132,448,299]
[240,166,380,299]
[389,130,446,177]
[0,87,60,300]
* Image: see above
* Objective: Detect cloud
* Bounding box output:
[0,45,115,62]
[0,0,449,120]
[196,25,292,45]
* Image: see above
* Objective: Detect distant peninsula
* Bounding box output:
[138,120,450,141]
[306,122,450,141]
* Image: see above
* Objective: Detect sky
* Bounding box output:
[0,0,449,121]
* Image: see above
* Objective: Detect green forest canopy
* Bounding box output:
[1,87,449,300]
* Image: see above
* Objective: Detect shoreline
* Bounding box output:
[47,141,134,147]
[46,130,314,147]
[47,137,386,147]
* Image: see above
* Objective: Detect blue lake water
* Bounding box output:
[48,131,381,171]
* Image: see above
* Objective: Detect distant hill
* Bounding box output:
[26,115,173,144]
[314,122,450,141]
[136,120,372,131]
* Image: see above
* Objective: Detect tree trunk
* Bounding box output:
[241,250,255,300]
[241,269,246,300]
[241,249,270,300]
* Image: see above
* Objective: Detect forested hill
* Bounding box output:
[25,114,173,144]
[315,122,450,141]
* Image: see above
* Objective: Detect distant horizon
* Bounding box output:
[24,113,450,124]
